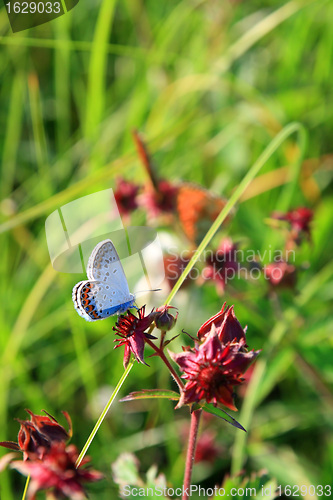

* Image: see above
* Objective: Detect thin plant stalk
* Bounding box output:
[21,476,30,500]
[76,358,135,468]
[182,408,202,500]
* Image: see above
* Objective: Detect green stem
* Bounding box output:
[76,359,135,468]
[21,476,30,500]
[165,122,307,305]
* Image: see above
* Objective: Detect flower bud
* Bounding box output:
[154,305,178,331]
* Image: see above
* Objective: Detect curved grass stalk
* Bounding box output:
[166,121,307,305]
[76,358,135,468]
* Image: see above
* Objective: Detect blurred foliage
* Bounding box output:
[0,0,333,499]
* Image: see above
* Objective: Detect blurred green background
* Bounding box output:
[0,0,333,498]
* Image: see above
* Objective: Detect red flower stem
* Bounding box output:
[159,330,166,349]
[144,338,184,391]
[182,408,202,500]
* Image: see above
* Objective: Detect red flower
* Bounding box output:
[272,207,313,244]
[113,306,156,367]
[0,410,72,461]
[203,238,240,294]
[139,180,178,218]
[286,207,313,235]
[114,178,140,217]
[12,443,103,500]
[170,306,259,410]
[264,260,297,289]
[197,302,246,344]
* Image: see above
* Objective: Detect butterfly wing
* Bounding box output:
[72,279,135,321]
[72,280,103,321]
[72,239,135,322]
[176,183,229,246]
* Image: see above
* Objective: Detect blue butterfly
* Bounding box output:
[72,239,135,321]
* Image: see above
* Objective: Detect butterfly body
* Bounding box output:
[72,239,135,321]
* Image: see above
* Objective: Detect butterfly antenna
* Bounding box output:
[132,130,159,191]
[135,288,161,298]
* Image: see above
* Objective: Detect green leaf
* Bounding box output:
[120,389,180,402]
[146,464,167,490]
[112,453,169,499]
[111,453,141,487]
[201,403,246,432]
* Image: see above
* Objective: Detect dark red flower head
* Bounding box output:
[264,260,297,289]
[114,177,140,217]
[113,306,156,368]
[170,306,259,410]
[272,207,313,244]
[197,302,246,344]
[139,180,178,218]
[285,207,313,234]
[12,442,103,500]
[0,410,72,461]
